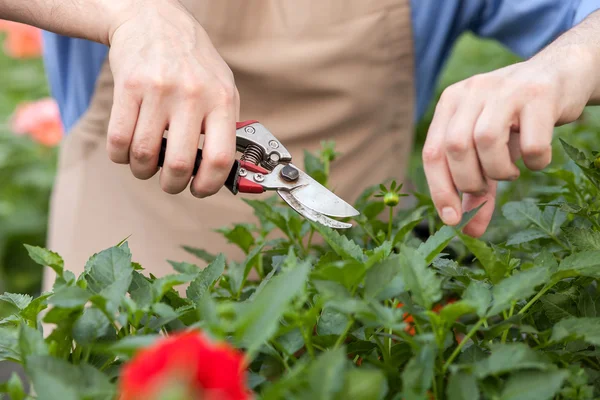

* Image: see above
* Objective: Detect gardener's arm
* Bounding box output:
[424,7,600,237]
[0,0,238,198]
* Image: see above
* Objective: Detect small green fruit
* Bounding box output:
[594,156,600,169]
[384,192,399,207]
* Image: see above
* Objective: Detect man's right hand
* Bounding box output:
[106,0,239,198]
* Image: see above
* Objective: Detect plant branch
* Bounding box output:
[443,318,485,372]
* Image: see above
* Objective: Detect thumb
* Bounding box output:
[461,179,497,238]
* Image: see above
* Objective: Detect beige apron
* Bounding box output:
[44,0,415,290]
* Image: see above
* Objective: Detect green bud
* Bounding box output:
[383,192,399,207]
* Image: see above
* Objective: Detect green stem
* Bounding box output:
[432,372,439,399]
[334,319,354,349]
[501,302,516,344]
[387,206,394,241]
[443,319,485,372]
[518,283,554,315]
[306,227,315,251]
[550,234,569,251]
[302,327,316,359]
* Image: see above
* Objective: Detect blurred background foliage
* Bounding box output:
[0,29,599,298]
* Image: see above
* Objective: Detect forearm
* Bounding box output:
[0,0,142,45]
[532,9,600,107]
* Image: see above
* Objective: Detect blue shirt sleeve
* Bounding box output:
[411,0,600,122]
[41,32,108,133]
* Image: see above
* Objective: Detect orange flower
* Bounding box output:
[11,98,64,146]
[119,330,251,400]
[397,303,416,335]
[0,20,42,58]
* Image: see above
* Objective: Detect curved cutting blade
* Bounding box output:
[278,190,353,229]
[285,164,360,218]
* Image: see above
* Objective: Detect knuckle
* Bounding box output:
[165,157,193,177]
[148,76,174,94]
[216,84,236,106]
[445,135,470,156]
[182,82,204,99]
[205,151,234,171]
[130,144,154,164]
[107,132,130,150]
[474,128,498,148]
[123,77,142,92]
[422,145,443,163]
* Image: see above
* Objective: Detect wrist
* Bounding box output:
[533,44,598,122]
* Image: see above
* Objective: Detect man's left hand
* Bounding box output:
[423,11,600,237]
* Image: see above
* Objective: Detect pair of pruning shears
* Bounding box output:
[158,120,360,229]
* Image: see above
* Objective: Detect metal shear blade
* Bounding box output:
[260,164,360,219]
[277,190,353,229]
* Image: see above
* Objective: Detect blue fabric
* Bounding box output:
[41,0,599,133]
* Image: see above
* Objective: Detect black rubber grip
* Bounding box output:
[157,137,240,194]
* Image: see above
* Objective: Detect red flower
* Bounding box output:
[11,98,63,146]
[0,20,42,58]
[119,330,251,400]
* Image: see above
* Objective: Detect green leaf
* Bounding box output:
[187,253,226,302]
[418,225,456,264]
[447,372,479,400]
[578,290,596,318]
[393,207,428,245]
[167,260,200,275]
[306,348,346,400]
[551,317,600,345]
[25,356,114,400]
[235,261,310,356]
[48,286,90,309]
[128,271,153,309]
[312,223,365,262]
[19,324,48,360]
[313,260,366,292]
[440,301,476,325]
[5,373,25,400]
[463,280,491,318]
[151,273,196,301]
[217,224,256,253]
[84,245,133,315]
[229,243,265,295]
[317,307,350,336]
[541,205,567,235]
[564,227,600,251]
[304,149,327,186]
[108,335,160,358]
[182,246,217,263]
[541,295,576,322]
[401,339,436,400]
[502,200,543,227]
[338,369,388,400]
[556,251,600,279]
[487,267,550,316]
[399,246,441,310]
[21,293,51,323]
[364,256,404,301]
[0,327,20,362]
[506,228,548,246]
[0,293,32,310]
[72,308,111,346]
[24,245,64,277]
[460,235,506,283]
[499,370,569,400]
[474,343,552,378]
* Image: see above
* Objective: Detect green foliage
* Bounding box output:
[2,136,600,400]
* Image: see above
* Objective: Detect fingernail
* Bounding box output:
[442,207,458,224]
